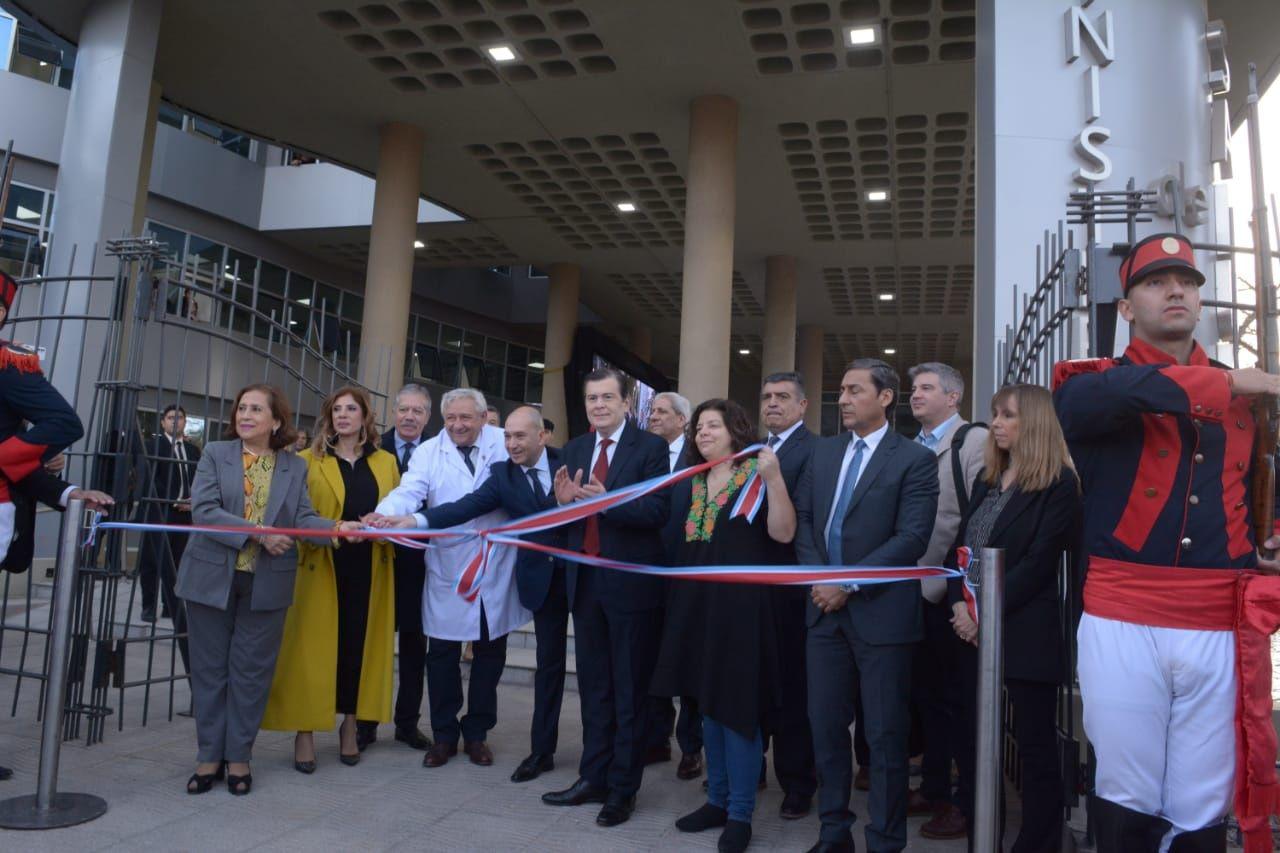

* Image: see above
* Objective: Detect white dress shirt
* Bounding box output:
[392,431,422,467]
[666,433,685,474]
[588,420,627,477]
[766,419,803,451]
[822,420,891,546]
[524,448,551,494]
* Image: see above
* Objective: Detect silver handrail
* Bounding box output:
[974,547,1006,852]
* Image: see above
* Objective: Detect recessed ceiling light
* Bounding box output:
[738,349,751,355]
[878,293,895,301]
[15,205,39,221]
[528,361,545,369]
[413,239,426,249]
[616,201,637,213]
[866,190,889,202]
[846,26,877,46]
[883,347,897,355]
[487,45,517,62]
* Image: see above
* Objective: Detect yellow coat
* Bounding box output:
[261,448,399,731]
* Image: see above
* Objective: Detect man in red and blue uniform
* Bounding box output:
[1053,233,1280,853]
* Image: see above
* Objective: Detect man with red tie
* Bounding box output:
[541,366,670,828]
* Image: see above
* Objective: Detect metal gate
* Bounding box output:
[0,225,384,744]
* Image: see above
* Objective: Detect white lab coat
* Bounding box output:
[375,424,530,642]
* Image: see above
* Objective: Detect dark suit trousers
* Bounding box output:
[911,599,960,802]
[808,607,913,853]
[426,604,507,745]
[531,565,569,756]
[573,570,661,797]
[139,507,190,614]
[647,695,702,755]
[769,586,816,797]
[393,549,427,731]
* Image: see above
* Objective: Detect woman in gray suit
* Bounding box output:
[176,384,342,796]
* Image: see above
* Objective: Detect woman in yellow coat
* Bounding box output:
[262,385,398,771]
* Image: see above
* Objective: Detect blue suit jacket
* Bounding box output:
[425,447,563,612]
[794,427,938,642]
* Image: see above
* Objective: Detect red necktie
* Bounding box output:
[582,438,613,556]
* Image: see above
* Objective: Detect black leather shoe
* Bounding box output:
[511,753,554,783]
[804,840,855,853]
[140,607,156,624]
[355,721,377,752]
[644,743,672,765]
[394,726,432,750]
[718,819,752,853]
[596,794,636,827]
[676,752,703,780]
[675,802,728,833]
[780,792,812,820]
[0,765,12,781]
[542,777,608,806]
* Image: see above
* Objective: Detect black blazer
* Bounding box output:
[945,467,1080,684]
[559,422,670,611]
[794,428,939,643]
[382,426,427,578]
[152,436,200,502]
[766,423,817,566]
[426,447,563,612]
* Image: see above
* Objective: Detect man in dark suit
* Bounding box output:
[759,371,820,820]
[542,366,670,828]
[422,406,569,784]
[794,358,938,853]
[137,404,200,624]
[359,383,434,752]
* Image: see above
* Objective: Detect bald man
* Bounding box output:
[421,407,570,783]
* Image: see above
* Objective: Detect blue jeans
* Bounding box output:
[703,715,763,823]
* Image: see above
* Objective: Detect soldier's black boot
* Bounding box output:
[1168,822,1227,853]
[1089,796,1171,853]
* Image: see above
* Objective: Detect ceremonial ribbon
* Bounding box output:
[92,442,959,601]
[956,546,979,623]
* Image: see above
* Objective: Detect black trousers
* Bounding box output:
[647,695,702,755]
[911,599,961,802]
[392,548,427,731]
[530,566,570,756]
[955,638,1063,853]
[425,603,507,745]
[769,585,817,798]
[139,507,190,614]
[573,572,661,797]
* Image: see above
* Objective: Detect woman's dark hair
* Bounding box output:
[683,398,757,466]
[224,384,299,451]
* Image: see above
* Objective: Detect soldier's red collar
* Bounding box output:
[1123,336,1210,368]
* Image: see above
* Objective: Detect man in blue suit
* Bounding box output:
[794,358,939,853]
[419,406,569,784]
[542,366,670,828]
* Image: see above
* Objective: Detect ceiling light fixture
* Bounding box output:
[528,361,545,369]
[616,201,637,213]
[883,347,897,355]
[866,190,889,202]
[846,26,877,46]
[878,293,895,301]
[487,45,517,62]
[413,239,425,249]
[738,349,751,355]
[15,205,40,221]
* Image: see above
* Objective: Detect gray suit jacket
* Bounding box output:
[175,440,332,612]
[794,428,939,644]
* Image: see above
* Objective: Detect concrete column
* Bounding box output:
[677,95,738,404]
[358,122,424,412]
[541,263,579,446]
[113,79,163,376]
[629,326,653,363]
[796,324,824,434]
[761,255,798,379]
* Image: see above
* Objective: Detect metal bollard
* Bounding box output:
[973,547,1006,853]
[0,498,108,829]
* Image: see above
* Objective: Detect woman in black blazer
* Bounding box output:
[947,383,1080,853]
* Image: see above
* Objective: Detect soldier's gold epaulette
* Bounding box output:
[1051,358,1116,391]
[0,342,42,375]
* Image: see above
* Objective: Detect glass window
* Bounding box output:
[508,344,529,367]
[157,102,185,130]
[288,273,314,306]
[0,226,43,278]
[224,249,258,287]
[463,357,498,396]
[413,343,442,381]
[0,15,15,70]
[483,337,507,362]
[187,235,225,273]
[525,370,542,404]
[440,325,464,352]
[417,318,439,348]
[314,282,342,315]
[341,293,363,322]
[438,350,461,385]
[529,349,545,368]
[459,330,481,353]
[505,367,527,402]
[3,184,45,225]
[257,293,285,340]
[144,222,187,261]
[258,262,287,296]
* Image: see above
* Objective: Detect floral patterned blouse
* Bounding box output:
[684,458,757,543]
[235,450,275,573]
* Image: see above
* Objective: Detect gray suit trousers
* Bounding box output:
[187,571,287,763]
[807,606,913,853]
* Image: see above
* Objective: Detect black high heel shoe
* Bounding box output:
[294,733,316,774]
[186,761,226,795]
[227,772,252,796]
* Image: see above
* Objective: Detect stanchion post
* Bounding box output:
[0,498,108,829]
[974,547,1006,853]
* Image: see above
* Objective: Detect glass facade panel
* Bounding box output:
[483,337,507,362]
[146,223,187,261]
[440,325,464,352]
[259,262,287,296]
[0,227,42,278]
[525,370,542,404]
[3,184,44,225]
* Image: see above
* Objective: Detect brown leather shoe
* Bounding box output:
[463,741,493,766]
[907,787,936,816]
[854,766,870,791]
[676,752,703,780]
[920,802,968,840]
[422,741,457,768]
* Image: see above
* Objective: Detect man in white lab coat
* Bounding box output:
[372,388,530,768]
